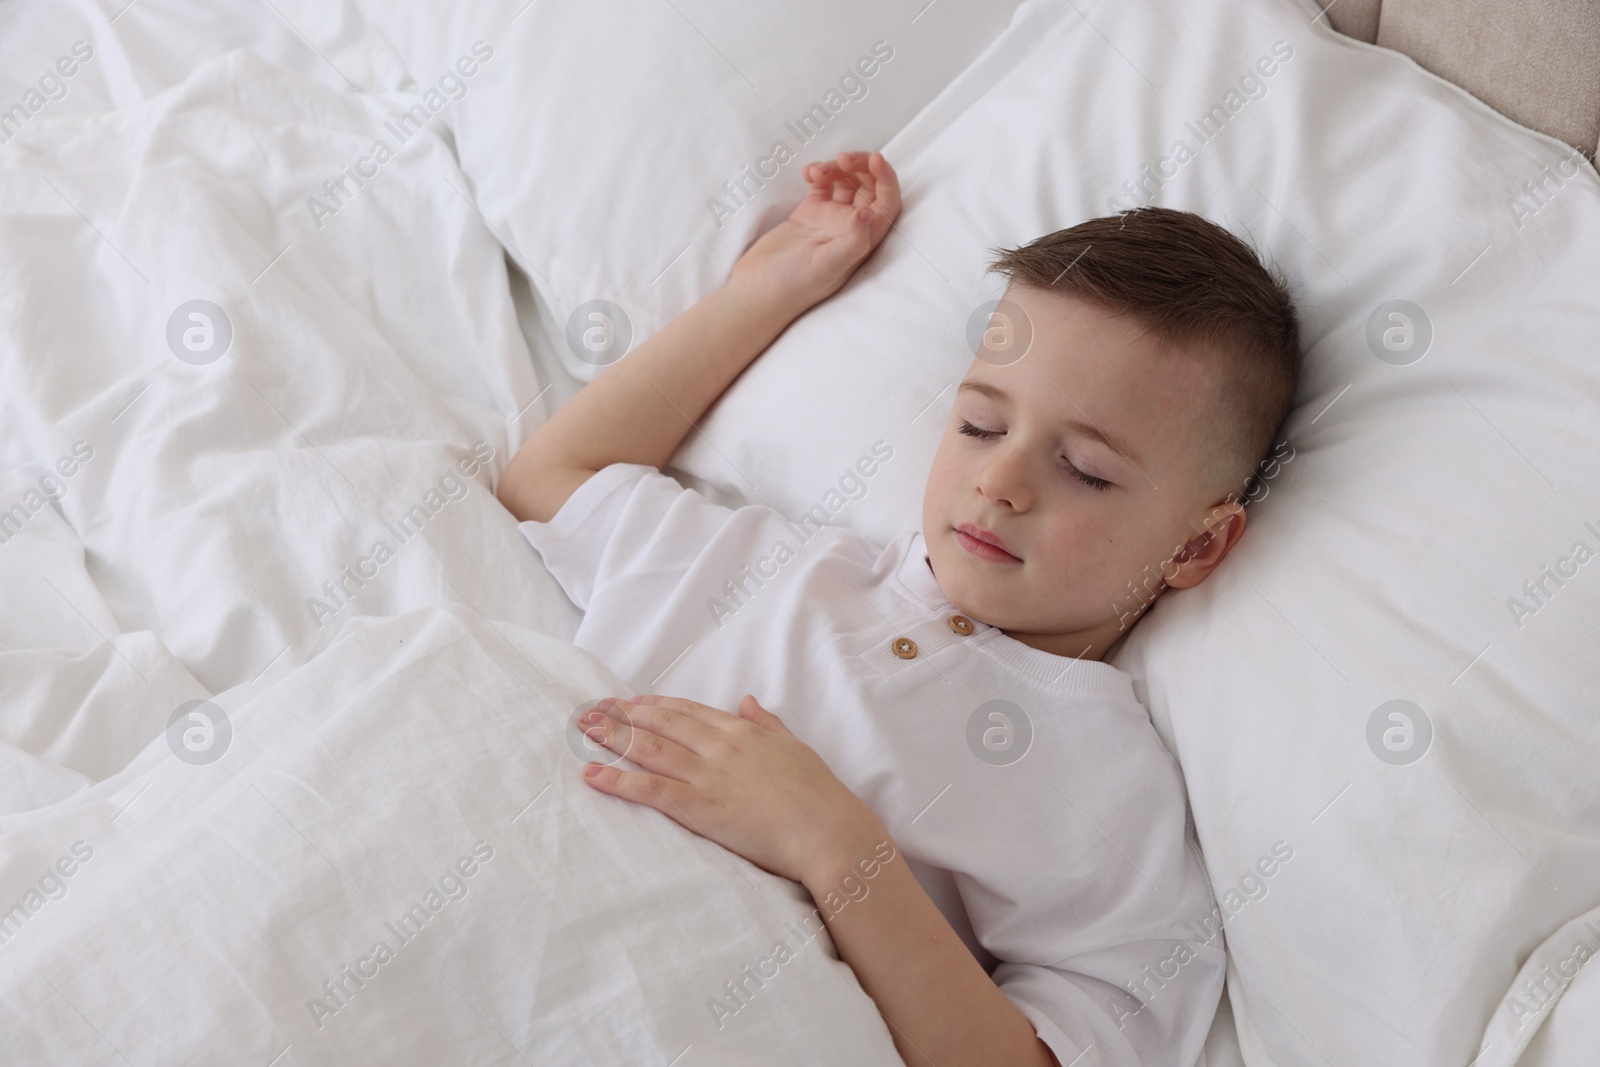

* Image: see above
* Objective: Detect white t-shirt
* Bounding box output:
[520,462,1224,1066]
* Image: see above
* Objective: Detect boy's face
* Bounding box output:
[921,286,1246,660]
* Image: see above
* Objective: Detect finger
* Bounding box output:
[737,694,793,736]
[831,166,862,204]
[866,151,901,218]
[836,149,871,174]
[813,172,853,204]
[584,706,699,777]
[837,151,877,192]
[839,187,895,250]
[583,763,698,825]
[606,696,722,749]
[811,152,860,204]
[860,153,900,232]
[627,694,730,729]
[805,160,843,194]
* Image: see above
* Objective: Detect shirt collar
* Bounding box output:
[889,530,1137,699]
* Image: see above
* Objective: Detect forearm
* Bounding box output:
[499,281,803,522]
[804,831,1060,1067]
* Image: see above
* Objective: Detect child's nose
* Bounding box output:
[976,450,1032,511]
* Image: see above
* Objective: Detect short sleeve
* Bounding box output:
[516,462,664,612]
[517,460,810,618]
[994,943,1225,1066]
[517,460,880,689]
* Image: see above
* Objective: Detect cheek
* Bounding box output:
[1039,514,1099,570]
[1034,505,1138,590]
[922,443,962,515]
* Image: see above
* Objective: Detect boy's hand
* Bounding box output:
[728,150,902,315]
[578,694,886,887]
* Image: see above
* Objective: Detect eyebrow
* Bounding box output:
[956,379,1146,467]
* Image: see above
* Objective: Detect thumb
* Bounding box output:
[739,694,791,734]
[854,206,881,244]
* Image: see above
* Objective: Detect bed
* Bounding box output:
[1,0,1596,1064]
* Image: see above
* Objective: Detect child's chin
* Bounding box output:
[938,572,996,620]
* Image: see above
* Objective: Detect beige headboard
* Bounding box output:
[1317,0,1600,158]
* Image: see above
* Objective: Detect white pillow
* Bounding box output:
[352,0,1025,385]
[668,0,1600,1062]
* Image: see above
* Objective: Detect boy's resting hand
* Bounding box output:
[728,150,902,315]
[579,693,884,887]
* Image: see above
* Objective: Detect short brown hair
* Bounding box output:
[987,207,1300,500]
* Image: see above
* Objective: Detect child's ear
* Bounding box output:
[1163,499,1247,590]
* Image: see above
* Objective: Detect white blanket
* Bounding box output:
[0,48,897,1065]
[0,605,897,1064]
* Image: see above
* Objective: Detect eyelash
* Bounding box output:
[957,420,1112,492]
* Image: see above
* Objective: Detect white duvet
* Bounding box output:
[0,48,897,1066]
[0,601,897,1064]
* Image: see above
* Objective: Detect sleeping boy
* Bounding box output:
[497,150,1301,1066]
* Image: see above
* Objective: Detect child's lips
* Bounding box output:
[954,526,1022,563]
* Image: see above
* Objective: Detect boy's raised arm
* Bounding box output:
[497,150,901,524]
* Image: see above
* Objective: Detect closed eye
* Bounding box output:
[1066,465,1111,492]
[957,419,1112,492]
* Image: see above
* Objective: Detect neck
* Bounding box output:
[1002,602,1150,662]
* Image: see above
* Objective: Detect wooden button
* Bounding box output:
[948,614,974,636]
[891,636,918,659]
